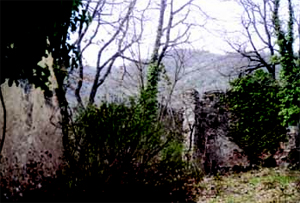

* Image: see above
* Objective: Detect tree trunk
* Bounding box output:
[0,86,6,155]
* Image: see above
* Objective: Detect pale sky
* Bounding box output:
[70,0,299,67]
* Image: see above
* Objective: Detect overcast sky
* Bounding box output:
[71,0,299,67]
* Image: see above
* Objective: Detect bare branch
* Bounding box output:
[88,0,139,105]
[74,0,106,107]
[225,0,278,79]
[73,0,208,106]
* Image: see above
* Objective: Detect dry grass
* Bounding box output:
[197,167,300,203]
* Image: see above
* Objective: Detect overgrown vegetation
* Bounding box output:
[222,69,287,165]
[61,100,203,202]
[273,0,300,169]
[0,100,203,202]
[1,0,300,202]
[273,0,300,127]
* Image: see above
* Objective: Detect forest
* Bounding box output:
[0,0,300,202]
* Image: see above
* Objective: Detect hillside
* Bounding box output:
[66,50,268,107]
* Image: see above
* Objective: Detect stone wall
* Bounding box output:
[193,90,249,174]
[181,88,299,174]
[0,54,63,173]
[180,89,250,174]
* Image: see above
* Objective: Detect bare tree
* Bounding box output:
[225,0,280,79]
[72,0,147,106]
[149,0,208,66]
[120,0,208,95]
[71,0,209,108]
[97,0,210,159]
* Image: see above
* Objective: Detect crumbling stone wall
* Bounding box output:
[179,89,250,174]
[276,126,300,167]
[182,89,299,174]
[193,90,249,174]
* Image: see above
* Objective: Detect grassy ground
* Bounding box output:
[197,167,300,203]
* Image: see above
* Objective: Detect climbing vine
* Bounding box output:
[273,0,300,126]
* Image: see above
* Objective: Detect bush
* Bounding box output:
[61,100,203,202]
[0,99,203,202]
[222,70,287,165]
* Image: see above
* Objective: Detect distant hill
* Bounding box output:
[66,49,280,107]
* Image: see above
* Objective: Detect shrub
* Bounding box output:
[222,70,287,165]
[61,100,203,202]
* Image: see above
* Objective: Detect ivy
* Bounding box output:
[222,69,287,164]
[273,0,300,127]
[139,63,165,121]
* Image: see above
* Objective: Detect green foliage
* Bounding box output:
[223,69,287,163]
[62,100,203,202]
[68,101,164,166]
[273,0,300,126]
[139,63,165,121]
[161,140,184,163]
